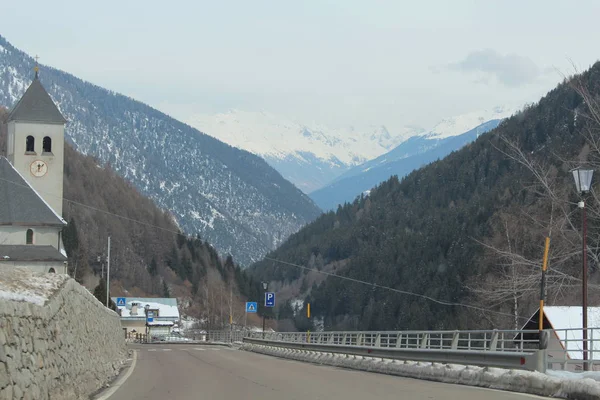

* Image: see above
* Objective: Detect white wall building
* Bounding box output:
[0,68,68,274]
[112,297,181,337]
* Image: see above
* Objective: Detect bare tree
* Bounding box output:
[468,73,600,327]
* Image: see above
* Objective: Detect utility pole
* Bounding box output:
[262,282,268,338]
[205,284,210,331]
[106,236,111,308]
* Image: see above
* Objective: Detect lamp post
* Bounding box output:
[572,167,594,371]
[262,282,268,338]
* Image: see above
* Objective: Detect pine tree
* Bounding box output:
[162,279,171,297]
[62,217,79,257]
[93,279,117,311]
[148,257,158,276]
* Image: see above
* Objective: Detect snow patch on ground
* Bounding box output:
[242,344,600,399]
[180,315,201,331]
[290,298,304,315]
[0,268,69,305]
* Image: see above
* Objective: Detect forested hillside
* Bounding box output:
[250,63,600,331]
[0,107,261,328]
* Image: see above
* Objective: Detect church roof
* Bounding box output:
[7,75,67,124]
[0,245,67,262]
[0,157,66,226]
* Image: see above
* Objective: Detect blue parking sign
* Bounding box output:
[265,292,275,307]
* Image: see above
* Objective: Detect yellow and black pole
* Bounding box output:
[307,303,311,343]
[539,237,550,350]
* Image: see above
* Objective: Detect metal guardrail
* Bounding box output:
[245,328,600,372]
[127,330,246,344]
[244,337,542,371]
[247,330,540,352]
[183,330,245,343]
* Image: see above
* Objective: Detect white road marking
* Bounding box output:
[194,348,206,351]
[147,349,157,352]
[162,349,172,351]
[94,350,138,400]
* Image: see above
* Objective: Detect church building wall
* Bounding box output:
[0,225,61,248]
[0,260,66,274]
[6,121,65,217]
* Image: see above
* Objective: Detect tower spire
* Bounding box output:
[34,55,40,79]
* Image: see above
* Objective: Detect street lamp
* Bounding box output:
[572,167,594,371]
[262,282,268,338]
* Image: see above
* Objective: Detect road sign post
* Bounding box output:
[265,292,275,307]
[245,302,257,333]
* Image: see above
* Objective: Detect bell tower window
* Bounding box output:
[43,136,52,153]
[26,229,34,244]
[26,136,35,153]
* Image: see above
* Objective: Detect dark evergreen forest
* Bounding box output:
[250,63,600,331]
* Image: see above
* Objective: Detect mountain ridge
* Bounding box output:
[188,108,514,194]
[310,119,505,210]
[187,110,422,192]
[0,35,320,266]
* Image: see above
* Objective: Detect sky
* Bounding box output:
[3,0,600,133]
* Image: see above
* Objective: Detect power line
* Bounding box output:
[264,257,532,322]
[0,172,540,322]
[0,175,185,237]
[0,171,272,253]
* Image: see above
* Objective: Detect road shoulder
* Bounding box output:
[90,349,138,400]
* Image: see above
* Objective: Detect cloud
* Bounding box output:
[448,49,543,87]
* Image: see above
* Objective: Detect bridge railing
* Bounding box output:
[142,330,246,343]
[246,329,540,352]
[545,328,600,371]
[243,328,600,372]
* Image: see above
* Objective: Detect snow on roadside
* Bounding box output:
[242,344,600,399]
[547,369,600,382]
[0,268,69,306]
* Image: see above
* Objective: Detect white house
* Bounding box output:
[0,67,68,274]
[112,297,180,337]
[521,306,600,371]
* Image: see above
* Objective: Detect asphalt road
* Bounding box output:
[107,344,545,400]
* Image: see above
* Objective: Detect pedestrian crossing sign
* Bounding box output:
[246,302,257,313]
[116,297,126,307]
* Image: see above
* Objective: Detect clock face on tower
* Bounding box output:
[30,160,48,177]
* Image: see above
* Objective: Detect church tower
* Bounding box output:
[6,64,66,217]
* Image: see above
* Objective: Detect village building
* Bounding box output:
[0,66,68,273]
[521,306,600,371]
[112,297,180,337]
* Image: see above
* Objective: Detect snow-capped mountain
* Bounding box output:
[187,110,423,193]
[424,106,515,139]
[310,109,516,210]
[0,36,321,266]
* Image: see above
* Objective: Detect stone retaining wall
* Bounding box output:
[0,275,127,400]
